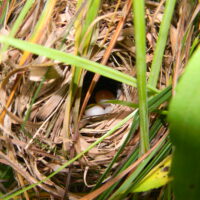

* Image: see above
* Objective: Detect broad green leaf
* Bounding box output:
[131,155,172,192]
[168,47,200,200]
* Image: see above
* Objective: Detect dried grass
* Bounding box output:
[0,0,197,199]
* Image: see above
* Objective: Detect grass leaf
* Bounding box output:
[1,110,137,200]
[0,35,159,93]
[148,0,176,88]
[133,0,149,154]
[131,155,172,192]
[0,0,34,60]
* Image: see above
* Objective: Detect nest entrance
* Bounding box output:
[82,72,121,105]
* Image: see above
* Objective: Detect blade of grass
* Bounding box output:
[131,145,171,193]
[75,0,101,55]
[108,134,168,200]
[70,0,100,99]
[94,112,139,192]
[72,0,100,115]
[96,118,162,200]
[103,85,171,111]
[96,86,171,200]
[78,0,133,120]
[0,0,34,123]
[1,109,137,200]
[148,0,177,88]
[119,141,171,198]
[0,35,159,93]
[19,0,57,65]
[20,69,49,134]
[0,0,8,26]
[0,0,56,124]
[100,99,138,108]
[80,132,168,200]
[0,0,34,60]
[189,36,200,55]
[133,0,149,154]
[63,0,101,150]
[62,1,101,194]
[59,0,88,50]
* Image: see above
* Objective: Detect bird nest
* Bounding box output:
[0,0,174,198]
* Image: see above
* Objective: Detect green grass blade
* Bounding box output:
[148,0,177,88]
[0,0,9,26]
[76,0,101,54]
[65,0,101,140]
[20,69,48,134]
[0,0,34,57]
[30,0,56,40]
[96,87,171,199]
[8,0,34,38]
[0,35,159,93]
[133,0,149,154]
[1,110,137,200]
[122,141,171,197]
[168,47,200,199]
[109,134,167,200]
[96,118,164,200]
[189,36,200,55]
[100,99,138,108]
[73,0,100,91]
[94,111,139,192]
[131,144,171,193]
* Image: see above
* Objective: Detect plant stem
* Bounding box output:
[133,0,149,154]
[148,0,177,88]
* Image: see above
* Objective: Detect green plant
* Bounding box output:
[168,47,200,199]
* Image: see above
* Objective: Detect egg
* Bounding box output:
[85,105,105,116]
[84,90,115,116]
[104,105,113,114]
[95,90,115,104]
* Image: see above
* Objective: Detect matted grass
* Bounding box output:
[0,0,199,199]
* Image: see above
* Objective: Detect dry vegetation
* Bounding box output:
[0,0,199,199]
